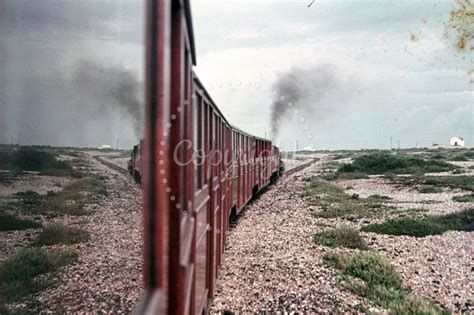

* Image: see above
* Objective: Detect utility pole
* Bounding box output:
[296,140,298,153]
[471,103,473,148]
[390,137,393,150]
[397,140,400,150]
[10,136,13,145]
[18,131,21,146]
[115,137,119,150]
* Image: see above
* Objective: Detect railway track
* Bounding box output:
[92,155,129,176]
[284,158,319,175]
[229,158,319,229]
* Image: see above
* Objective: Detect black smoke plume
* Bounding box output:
[270,65,341,139]
[0,0,144,148]
[73,60,144,138]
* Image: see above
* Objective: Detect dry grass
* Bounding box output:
[313,228,368,250]
[7,175,106,217]
[0,248,77,303]
[324,252,449,314]
[362,208,474,237]
[34,224,90,246]
[304,179,394,218]
[0,213,42,231]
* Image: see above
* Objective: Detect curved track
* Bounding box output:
[92,155,129,176]
[285,158,319,175]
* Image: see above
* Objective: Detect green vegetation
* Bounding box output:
[34,224,90,246]
[426,150,474,162]
[314,222,332,228]
[0,213,42,231]
[324,252,448,314]
[452,194,474,202]
[429,154,446,160]
[7,175,106,217]
[304,179,393,218]
[405,208,429,213]
[418,186,443,193]
[325,152,458,180]
[389,298,450,315]
[51,149,82,158]
[392,175,474,192]
[0,147,73,176]
[450,155,468,161]
[0,248,77,302]
[447,151,474,161]
[423,176,474,191]
[323,160,343,170]
[463,151,474,158]
[62,175,107,196]
[367,195,393,202]
[387,207,430,216]
[361,208,474,237]
[336,153,457,176]
[330,153,353,160]
[70,158,89,168]
[313,228,368,249]
[323,171,369,181]
[324,251,403,291]
[108,150,132,159]
[324,252,404,308]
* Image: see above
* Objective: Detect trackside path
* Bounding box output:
[211,157,375,313]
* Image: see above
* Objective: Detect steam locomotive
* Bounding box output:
[136,1,283,313]
[127,140,143,183]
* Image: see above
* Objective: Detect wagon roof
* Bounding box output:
[184,0,197,65]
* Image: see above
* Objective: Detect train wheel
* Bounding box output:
[133,171,141,184]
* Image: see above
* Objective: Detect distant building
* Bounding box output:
[450,136,465,147]
[98,144,112,149]
[430,143,444,149]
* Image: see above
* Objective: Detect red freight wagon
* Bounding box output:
[139,1,281,313]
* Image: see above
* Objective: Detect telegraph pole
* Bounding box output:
[115,137,119,150]
[471,103,473,148]
[390,137,393,150]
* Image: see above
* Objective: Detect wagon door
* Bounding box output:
[207,112,220,298]
[168,2,203,314]
[192,93,211,314]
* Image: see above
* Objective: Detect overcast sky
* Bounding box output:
[0,0,472,150]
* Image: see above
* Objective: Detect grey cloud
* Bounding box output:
[0,0,144,148]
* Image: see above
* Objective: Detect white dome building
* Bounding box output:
[450,136,465,147]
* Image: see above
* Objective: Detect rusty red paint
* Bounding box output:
[142,1,281,314]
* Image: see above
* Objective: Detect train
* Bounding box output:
[136,1,283,313]
[127,140,143,183]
